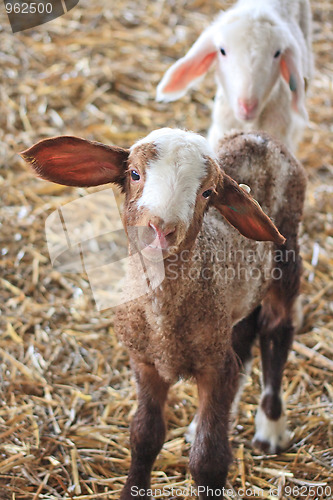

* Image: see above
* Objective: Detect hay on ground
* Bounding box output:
[0,0,332,498]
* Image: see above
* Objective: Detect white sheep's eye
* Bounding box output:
[130,170,140,181]
[274,50,281,58]
[220,48,226,56]
[202,189,213,199]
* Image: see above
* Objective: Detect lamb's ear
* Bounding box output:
[156,29,217,102]
[20,136,129,189]
[280,47,308,120]
[212,173,286,245]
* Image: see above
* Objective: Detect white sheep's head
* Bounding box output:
[20,128,285,262]
[157,8,307,121]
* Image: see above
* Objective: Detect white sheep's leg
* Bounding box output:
[189,350,239,499]
[185,413,198,444]
[292,294,304,333]
[207,122,221,153]
[231,307,260,415]
[121,362,170,500]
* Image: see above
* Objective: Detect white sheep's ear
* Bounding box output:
[212,173,286,245]
[20,136,129,189]
[280,47,308,120]
[156,29,217,102]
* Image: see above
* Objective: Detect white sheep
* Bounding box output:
[157,0,313,152]
[21,128,306,499]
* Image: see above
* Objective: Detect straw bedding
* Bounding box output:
[0,0,332,498]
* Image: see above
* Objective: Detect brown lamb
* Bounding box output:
[21,128,306,500]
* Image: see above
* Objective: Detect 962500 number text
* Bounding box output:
[5,3,53,14]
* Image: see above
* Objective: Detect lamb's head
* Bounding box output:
[157,8,307,120]
[20,128,285,263]
[214,13,295,121]
[123,129,220,260]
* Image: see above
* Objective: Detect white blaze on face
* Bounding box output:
[132,129,215,227]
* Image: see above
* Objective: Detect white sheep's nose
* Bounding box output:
[238,98,259,120]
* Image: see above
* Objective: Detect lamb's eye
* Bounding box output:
[202,189,213,199]
[220,48,226,56]
[274,50,281,58]
[130,170,140,181]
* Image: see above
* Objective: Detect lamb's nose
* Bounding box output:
[238,98,258,116]
[148,221,176,248]
[149,222,176,240]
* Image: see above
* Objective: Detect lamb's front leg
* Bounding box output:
[189,350,239,499]
[121,361,170,500]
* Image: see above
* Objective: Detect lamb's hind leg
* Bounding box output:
[253,242,302,454]
[121,362,170,500]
